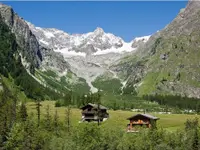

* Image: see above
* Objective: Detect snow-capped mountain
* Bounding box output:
[27,21,144,56]
[27,21,151,92]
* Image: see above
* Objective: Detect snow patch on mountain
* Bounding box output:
[134,35,151,43]
[44,31,55,38]
[55,48,86,57]
[39,39,49,46]
[120,79,129,94]
[93,42,136,55]
[108,69,119,79]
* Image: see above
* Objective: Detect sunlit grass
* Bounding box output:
[27,101,200,131]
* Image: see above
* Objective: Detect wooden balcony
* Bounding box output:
[127,123,150,132]
[131,120,150,125]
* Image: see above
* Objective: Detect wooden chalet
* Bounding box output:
[80,103,109,122]
[127,114,159,132]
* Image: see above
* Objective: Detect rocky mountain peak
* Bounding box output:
[93,27,104,35]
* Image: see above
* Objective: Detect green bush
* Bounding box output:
[55,100,62,107]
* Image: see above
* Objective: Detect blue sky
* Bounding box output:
[4,1,187,42]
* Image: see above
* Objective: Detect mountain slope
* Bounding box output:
[0,10,63,100]
[114,0,200,98]
[0,4,42,72]
[27,22,150,92]
[0,3,91,96]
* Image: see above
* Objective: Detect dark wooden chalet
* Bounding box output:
[80,103,109,122]
[127,114,159,132]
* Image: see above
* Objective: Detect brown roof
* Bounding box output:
[80,103,108,110]
[127,114,159,120]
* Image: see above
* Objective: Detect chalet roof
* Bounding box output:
[80,103,108,110]
[127,113,159,120]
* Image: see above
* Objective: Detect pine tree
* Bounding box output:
[64,91,72,106]
[77,95,81,108]
[96,90,101,126]
[81,94,86,106]
[192,128,199,150]
[44,104,52,131]
[19,102,28,122]
[54,109,59,134]
[123,98,126,110]
[10,88,18,127]
[196,102,200,114]
[35,100,41,127]
[65,106,71,133]
[150,119,157,130]
[113,101,117,111]
[0,82,17,145]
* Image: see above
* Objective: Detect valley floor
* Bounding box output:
[27,101,199,132]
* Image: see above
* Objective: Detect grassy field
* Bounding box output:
[27,101,200,132]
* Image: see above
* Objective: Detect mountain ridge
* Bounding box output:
[27,21,150,56]
[26,20,150,92]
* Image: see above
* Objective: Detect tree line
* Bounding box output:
[55,91,101,108]
[143,94,200,113]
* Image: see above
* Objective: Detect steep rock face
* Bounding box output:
[0,3,74,97]
[0,3,71,76]
[0,4,42,71]
[115,0,200,98]
[39,46,71,73]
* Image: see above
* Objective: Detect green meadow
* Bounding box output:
[27,101,199,132]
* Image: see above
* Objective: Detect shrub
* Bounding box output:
[55,100,62,107]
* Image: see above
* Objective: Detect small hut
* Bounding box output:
[80,103,109,122]
[127,114,159,132]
